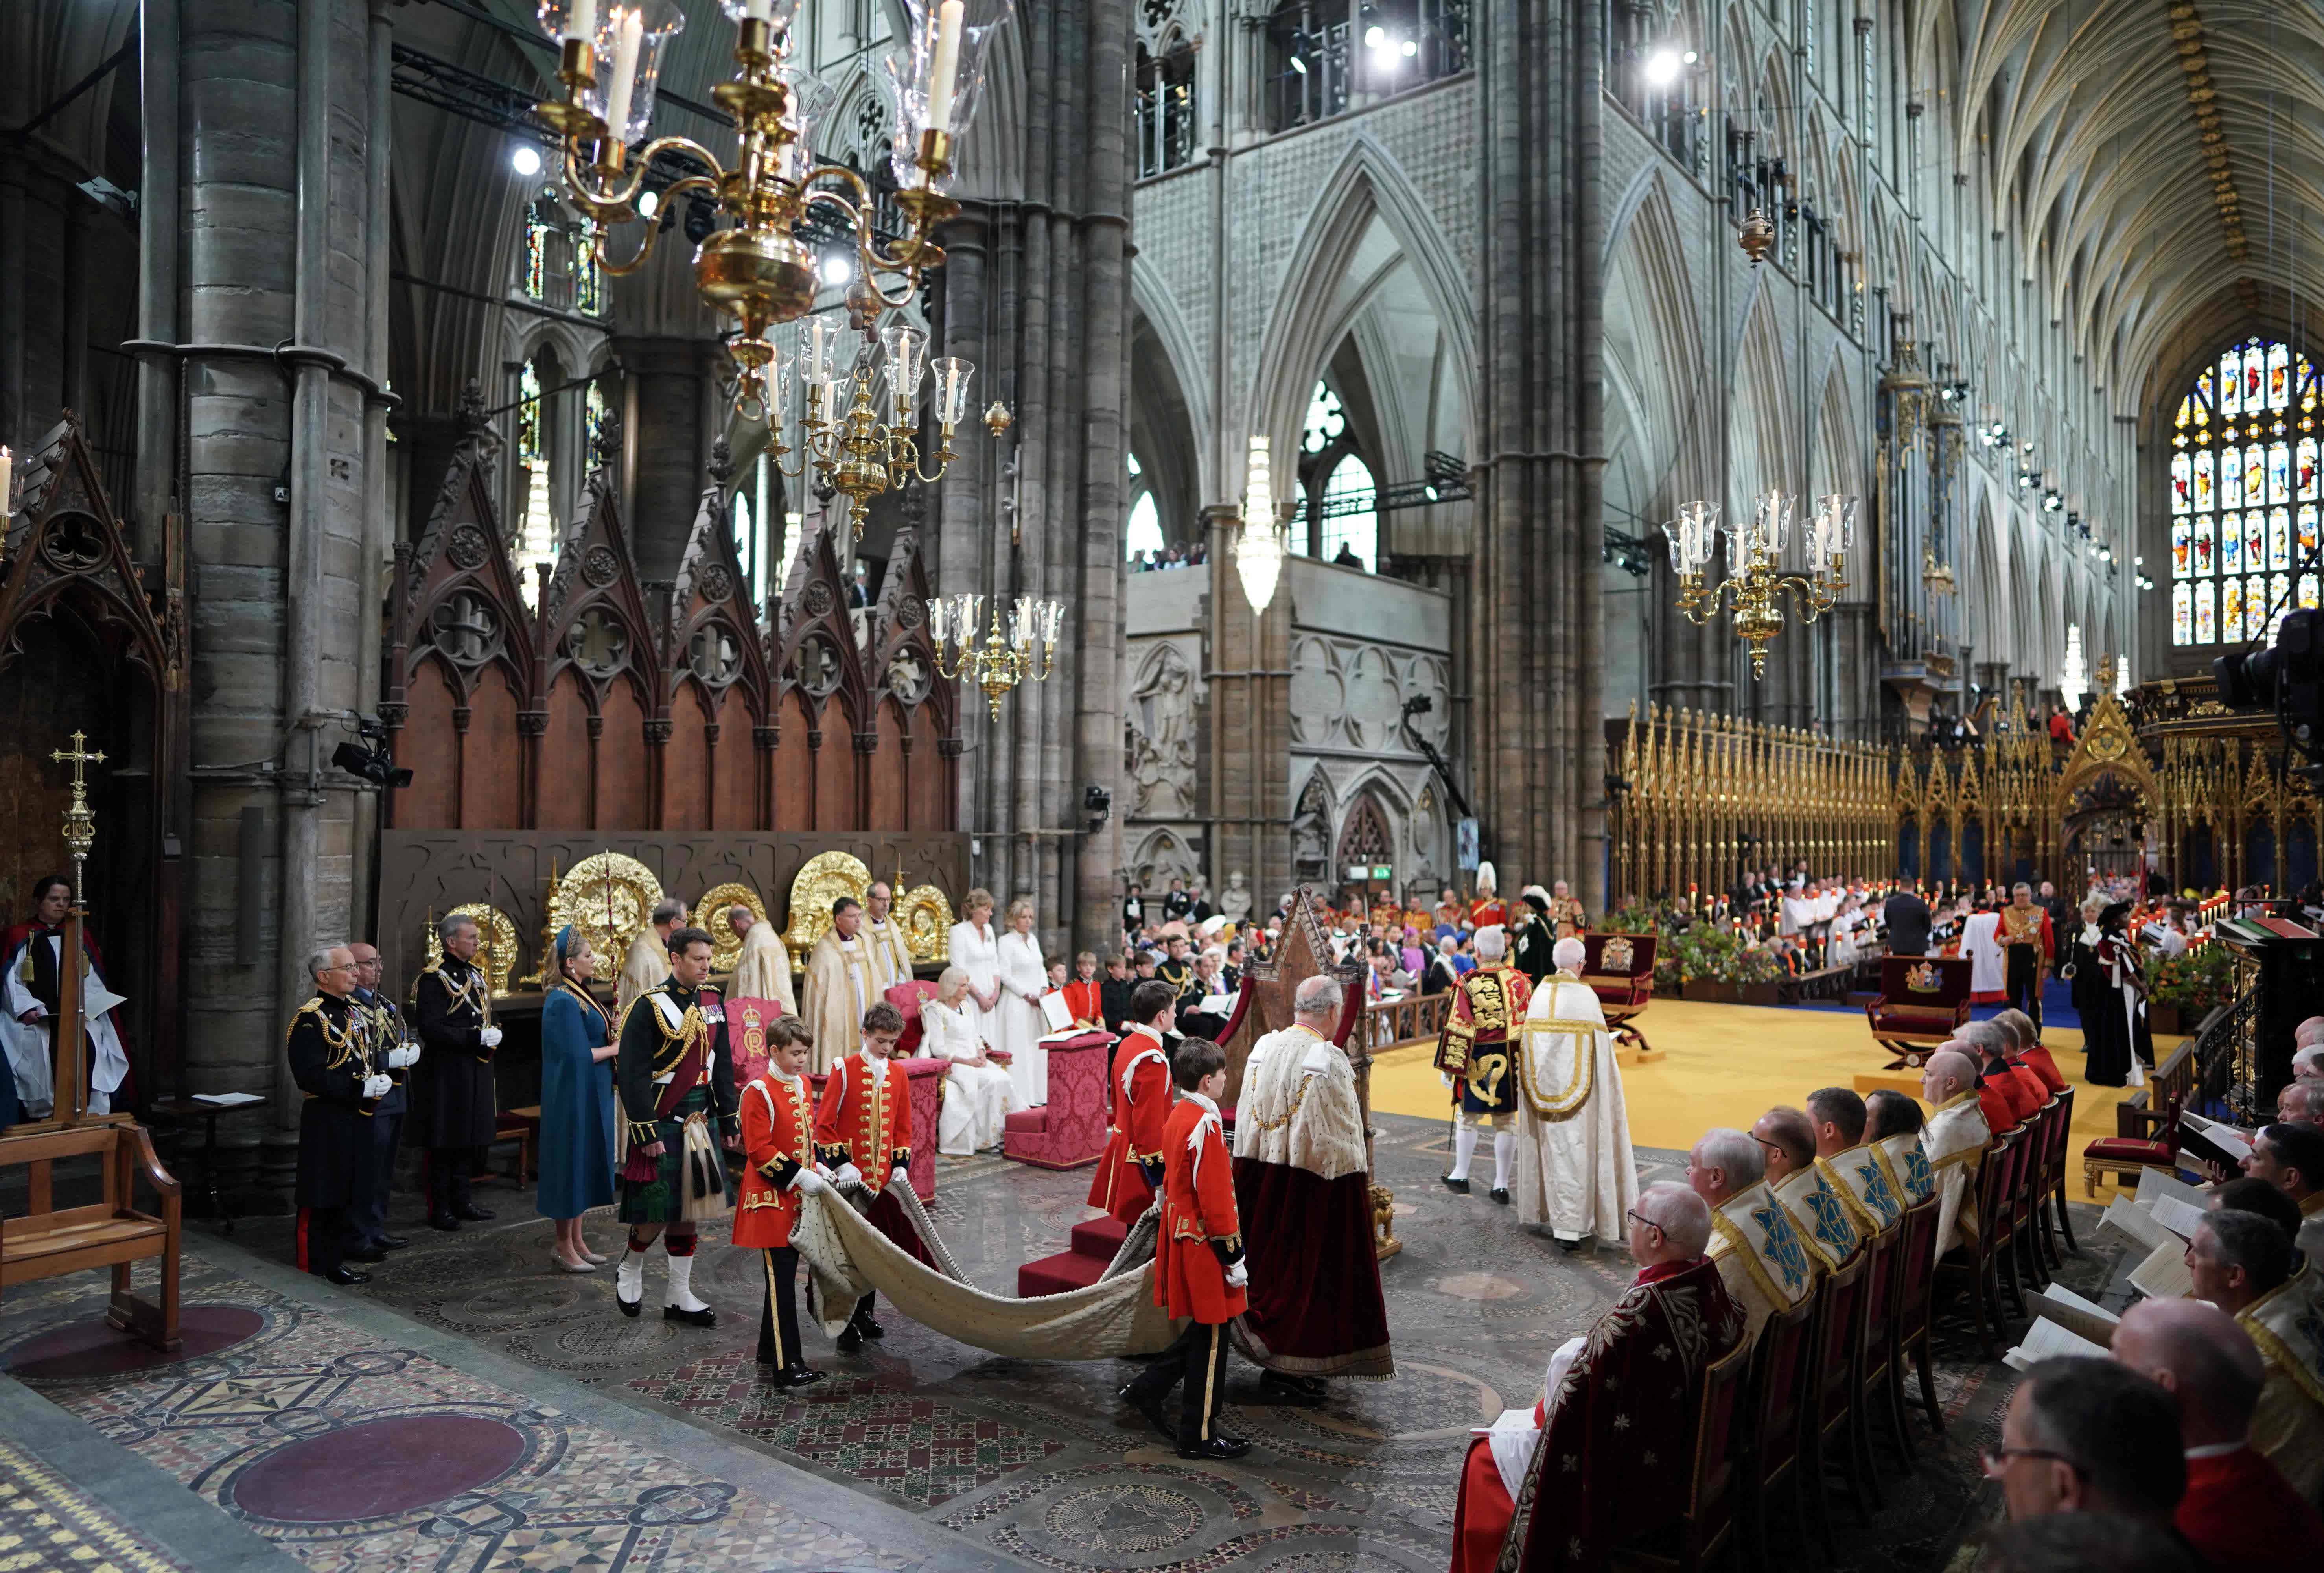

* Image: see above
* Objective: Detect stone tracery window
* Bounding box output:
[516,357,558,601]
[1124,451,1164,563]
[1134,32,1198,178]
[2167,337,2322,647]
[1293,380,1377,572]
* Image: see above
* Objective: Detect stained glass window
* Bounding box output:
[585,381,613,467]
[574,233,605,317]
[523,208,552,300]
[2167,337,2324,645]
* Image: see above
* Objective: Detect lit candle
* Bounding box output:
[566,0,596,42]
[745,0,770,18]
[0,447,11,515]
[603,6,645,142]
[926,0,965,135]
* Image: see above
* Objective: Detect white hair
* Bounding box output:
[1474,926,1507,961]
[1552,937,1586,972]
[727,903,755,926]
[436,912,476,944]
[1637,1181,1713,1258]
[308,945,344,980]
[2291,1044,2324,1075]
[937,965,967,991]
[1293,973,1341,1019]
[1694,1127,1765,1190]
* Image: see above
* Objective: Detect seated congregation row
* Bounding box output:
[1449,1009,2324,1571]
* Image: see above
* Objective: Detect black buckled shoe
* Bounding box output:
[322,1266,372,1286]
[453,1203,495,1222]
[376,1234,410,1251]
[1117,1381,1177,1440]
[428,1212,460,1231]
[1175,1435,1250,1461]
[835,1324,864,1354]
[1256,1370,1326,1407]
[856,1315,885,1340]
[1489,1186,1511,1205]
[774,1362,827,1389]
[663,1302,716,1328]
[345,1246,388,1264]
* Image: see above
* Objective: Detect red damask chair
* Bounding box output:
[1864,956,1972,1069]
[2040,1086,2079,1255]
[1580,932,1658,1054]
[1000,1033,1113,1170]
[1619,1333,1754,1573]
[805,1056,948,1203]
[1806,1248,1878,1551]
[1743,1282,1822,1570]
[1854,1218,1911,1470]
[1932,1130,2016,1360]
[884,979,939,1056]
[2083,1089,2184,1196]
[1891,1194,1944,1437]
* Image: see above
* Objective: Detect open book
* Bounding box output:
[2128,1238,2195,1301]
[2028,1282,2119,1348]
[2099,1195,2175,1253]
[2004,1315,2112,1372]
[2176,1113,2254,1171]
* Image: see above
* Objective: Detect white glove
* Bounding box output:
[479,1026,503,1049]
[790,1166,831,1196]
[388,1045,418,1070]
[1439,1070,1454,1089]
[362,1073,393,1099]
[891,1162,912,1183]
[1225,1260,1249,1289]
[834,1162,865,1188]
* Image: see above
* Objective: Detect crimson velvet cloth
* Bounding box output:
[2175,1446,2324,1570]
[2016,1046,2068,1094]
[1229,1159,1391,1377]
[1490,1256,1746,1571]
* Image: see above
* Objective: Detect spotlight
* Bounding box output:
[1683,49,1699,63]
[333,724,413,790]
[1289,55,1307,74]
[1401,38,1417,57]
[637,188,659,219]
[1643,48,1683,88]
[510,144,543,177]
[821,253,853,286]
[1364,24,1385,48]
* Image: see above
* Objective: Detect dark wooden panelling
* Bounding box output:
[462,669,524,829]
[666,681,711,831]
[539,671,591,828]
[774,690,813,829]
[871,698,906,830]
[597,680,649,830]
[401,659,461,829]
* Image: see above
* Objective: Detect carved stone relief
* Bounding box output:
[1287,633,1450,753]
[1125,639,1200,818]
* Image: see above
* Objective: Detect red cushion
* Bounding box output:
[1003,1108,1047,1135]
[2083,1137,2173,1162]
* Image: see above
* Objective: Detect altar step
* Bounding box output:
[1017,1214,1127,1298]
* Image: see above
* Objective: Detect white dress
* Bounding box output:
[947,919,1002,1048]
[922,997,1018,1153]
[994,927,1050,1107]
[1960,910,2005,997]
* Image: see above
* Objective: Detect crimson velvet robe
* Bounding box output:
[1453,1255,1747,1573]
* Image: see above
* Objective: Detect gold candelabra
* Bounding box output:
[1667,491,1856,678]
[930,592,1062,718]
[532,0,1011,438]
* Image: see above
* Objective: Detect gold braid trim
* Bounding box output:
[1241,1075,1310,1133]
[1515,1019,1595,1119]
[1707,1212,1796,1310]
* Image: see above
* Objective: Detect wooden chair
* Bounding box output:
[1863,956,1973,1069]
[0,1123,182,1351]
[2041,1087,2079,1256]
[1854,1218,1911,1468]
[1581,932,1659,1056]
[1890,1193,1945,1437]
[1933,1131,2016,1359]
[1742,1284,1821,1573]
[1805,1249,1877,1555]
[2014,1098,2061,1283]
[1619,1333,1755,1573]
[2084,1089,2184,1195]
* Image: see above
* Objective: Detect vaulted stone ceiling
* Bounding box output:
[1944,0,2324,397]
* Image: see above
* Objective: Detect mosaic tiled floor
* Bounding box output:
[0,1263,915,1572]
[203,1114,2116,1572]
[0,1434,192,1573]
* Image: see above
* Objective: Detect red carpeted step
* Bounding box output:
[1070,1214,1128,1259]
[1018,1248,1109,1297]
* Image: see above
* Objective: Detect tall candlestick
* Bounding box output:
[567,0,597,41]
[603,7,644,142]
[926,0,965,135]
[0,447,12,516]
[744,0,770,18]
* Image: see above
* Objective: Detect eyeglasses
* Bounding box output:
[1626,1210,1663,1237]
[1978,1446,2083,1478]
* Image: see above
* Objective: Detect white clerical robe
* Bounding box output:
[729,921,798,1015]
[1923,1090,1991,1261]
[801,930,871,1075]
[862,917,915,996]
[1508,972,1638,1246]
[0,933,128,1116]
[1959,910,2005,997]
[921,996,1017,1153]
[994,928,1050,1107]
[617,930,670,1024]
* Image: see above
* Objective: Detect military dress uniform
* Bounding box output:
[814,1047,913,1350]
[287,991,385,1282]
[1123,1089,1249,1456]
[1434,961,1533,1199]
[615,977,740,1224]
[410,952,499,1228]
[1155,951,1200,1015]
[735,1062,827,1387]
[349,984,410,1253]
[1510,909,1557,985]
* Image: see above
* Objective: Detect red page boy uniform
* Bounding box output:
[736,1054,829,1388]
[814,1017,913,1352]
[1120,1042,1251,1460]
[1088,997,1173,1224]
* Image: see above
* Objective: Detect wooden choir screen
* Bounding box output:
[381,415,960,838]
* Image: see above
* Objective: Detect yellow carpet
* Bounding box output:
[1372,999,2154,1196]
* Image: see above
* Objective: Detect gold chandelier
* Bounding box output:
[930,593,1064,718]
[1232,435,1287,613]
[532,0,1011,464]
[1667,490,1856,678]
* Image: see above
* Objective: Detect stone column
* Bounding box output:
[613,335,715,581]
[1205,505,1291,913]
[1471,0,1608,912]
[157,0,385,1183]
[933,0,1134,956]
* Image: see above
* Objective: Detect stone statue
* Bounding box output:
[1128,644,1199,817]
[1219,871,1254,923]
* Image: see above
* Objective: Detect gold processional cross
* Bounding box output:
[52,729,106,902]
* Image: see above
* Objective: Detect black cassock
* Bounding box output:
[409,955,497,1149]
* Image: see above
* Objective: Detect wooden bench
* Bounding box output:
[1779,963,1854,1004]
[0,1123,182,1351]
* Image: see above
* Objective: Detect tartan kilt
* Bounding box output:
[617,1086,732,1225]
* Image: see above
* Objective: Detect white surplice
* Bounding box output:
[1508,973,1639,1246]
[0,933,129,1117]
[994,928,1050,1107]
